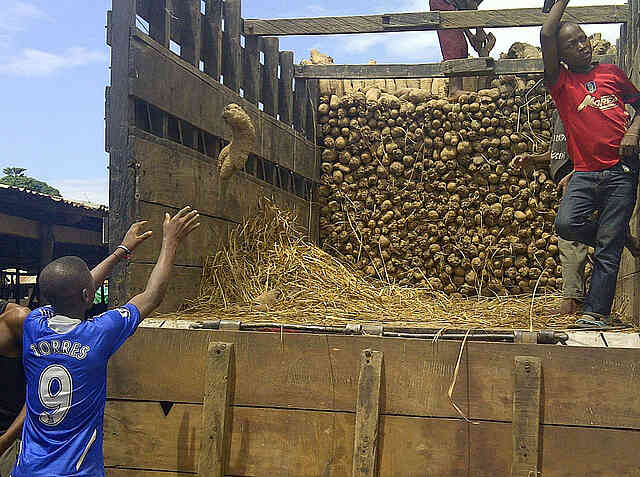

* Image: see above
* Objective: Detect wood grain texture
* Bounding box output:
[261,37,279,117]
[512,357,542,477]
[278,51,294,124]
[242,35,261,105]
[199,342,234,477]
[203,0,223,80]
[221,0,242,92]
[107,469,194,477]
[179,0,202,66]
[130,32,317,179]
[353,350,383,477]
[244,6,628,36]
[294,77,308,133]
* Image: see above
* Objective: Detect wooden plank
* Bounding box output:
[199,342,234,477]
[293,77,308,133]
[306,78,320,141]
[203,0,223,80]
[179,0,202,67]
[242,35,261,105]
[51,225,103,246]
[468,342,640,429]
[130,132,310,223]
[107,470,194,477]
[108,330,468,418]
[221,0,242,92]
[243,6,628,36]
[512,357,542,477]
[278,51,294,124]
[148,0,171,47]
[0,212,39,239]
[353,349,383,477]
[104,401,355,475]
[261,37,279,117]
[294,55,616,79]
[130,32,316,178]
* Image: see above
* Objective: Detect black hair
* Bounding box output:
[39,256,92,308]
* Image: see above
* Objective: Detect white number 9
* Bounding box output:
[38,365,73,426]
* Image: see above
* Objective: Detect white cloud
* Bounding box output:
[0,2,47,48]
[0,47,106,77]
[52,178,109,206]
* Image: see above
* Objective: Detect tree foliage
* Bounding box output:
[0,167,61,197]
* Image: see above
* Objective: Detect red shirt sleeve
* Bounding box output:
[611,65,640,106]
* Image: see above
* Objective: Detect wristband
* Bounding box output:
[116,245,132,259]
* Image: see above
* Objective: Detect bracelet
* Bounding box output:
[116,245,132,259]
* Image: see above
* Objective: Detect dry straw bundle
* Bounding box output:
[165,200,616,330]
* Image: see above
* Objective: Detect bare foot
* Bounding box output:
[625,227,640,257]
[559,298,580,315]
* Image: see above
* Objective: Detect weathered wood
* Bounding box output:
[294,55,617,79]
[130,32,317,178]
[221,0,242,92]
[203,0,223,79]
[293,78,308,133]
[106,470,193,477]
[278,51,294,124]
[243,6,628,36]
[306,78,320,141]
[261,37,279,117]
[242,35,261,105]
[39,224,54,275]
[353,349,383,477]
[199,342,234,477]
[51,225,103,247]
[179,0,202,66]
[512,357,542,477]
[148,0,171,47]
[0,212,39,239]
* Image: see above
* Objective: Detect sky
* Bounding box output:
[0,0,626,206]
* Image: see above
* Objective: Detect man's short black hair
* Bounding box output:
[39,256,93,308]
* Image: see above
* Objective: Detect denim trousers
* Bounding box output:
[555,163,638,318]
[557,237,589,300]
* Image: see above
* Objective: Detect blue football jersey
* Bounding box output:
[12,304,140,477]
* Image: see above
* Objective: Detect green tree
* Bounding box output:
[1,167,61,197]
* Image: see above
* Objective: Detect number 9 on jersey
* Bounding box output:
[38,364,73,426]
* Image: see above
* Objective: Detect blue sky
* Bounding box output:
[0,0,625,205]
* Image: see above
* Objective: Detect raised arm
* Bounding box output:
[90,221,153,286]
[0,404,25,455]
[128,207,200,320]
[540,0,569,85]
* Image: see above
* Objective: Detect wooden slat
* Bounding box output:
[107,470,194,477]
[52,225,103,246]
[243,5,628,36]
[293,77,308,133]
[353,349,383,477]
[148,0,171,47]
[203,0,223,80]
[199,342,234,477]
[242,35,261,105]
[294,55,617,79]
[179,0,202,66]
[261,37,279,117]
[305,78,319,141]
[512,357,542,477]
[278,51,294,124]
[130,32,317,179]
[0,212,39,239]
[221,0,242,92]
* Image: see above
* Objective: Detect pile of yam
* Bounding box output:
[317,75,568,297]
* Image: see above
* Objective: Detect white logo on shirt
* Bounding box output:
[577,94,618,112]
[116,307,130,319]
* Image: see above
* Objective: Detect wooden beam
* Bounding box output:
[0,212,39,239]
[293,78,308,133]
[353,349,383,477]
[243,35,262,105]
[278,51,294,124]
[243,5,628,36]
[222,0,242,92]
[203,0,223,79]
[261,37,279,117]
[294,55,617,79]
[179,0,202,67]
[199,342,234,477]
[52,225,103,247]
[512,357,542,477]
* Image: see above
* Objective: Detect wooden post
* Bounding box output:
[149,0,171,47]
[222,0,242,92]
[293,77,308,133]
[353,349,383,477]
[512,356,542,477]
[203,0,223,80]
[305,79,319,141]
[180,0,202,66]
[261,37,279,117]
[243,35,262,105]
[199,342,234,477]
[278,51,294,124]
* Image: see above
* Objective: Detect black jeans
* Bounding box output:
[555,162,639,318]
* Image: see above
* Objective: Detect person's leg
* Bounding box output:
[555,172,599,247]
[558,237,588,314]
[0,439,19,477]
[583,166,639,319]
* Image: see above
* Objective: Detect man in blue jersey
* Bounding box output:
[3,206,199,477]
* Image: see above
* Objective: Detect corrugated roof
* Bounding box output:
[0,183,108,215]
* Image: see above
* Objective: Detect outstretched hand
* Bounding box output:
[511,153,532,169]
[557,171,574,195]
[163,206,201,245]
[121,221,153,252]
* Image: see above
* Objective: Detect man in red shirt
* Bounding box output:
[541,0,640,326]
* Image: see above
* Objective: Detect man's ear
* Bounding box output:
[82,288,92,304]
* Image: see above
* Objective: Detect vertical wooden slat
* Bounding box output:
[261,37,279,117]
[203,0,223,80]
[148,0,171,47]
[294,77,308,133]
[278,51,294,124]
[243,35,262,105]
[222,0,242,92]
[512,356,542,477]
[199,342,234,477]
[180,0,202,66]
[352,349,383,477]
[305,78,320,141]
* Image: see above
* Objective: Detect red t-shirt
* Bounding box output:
[548,64,640,172]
